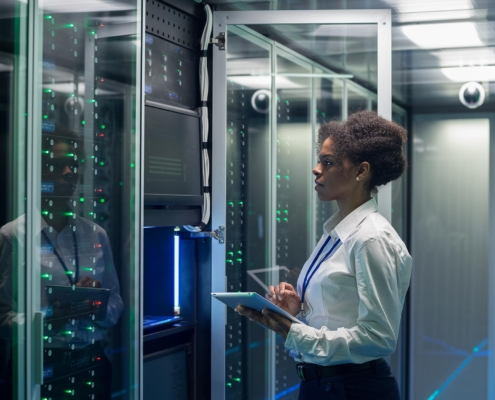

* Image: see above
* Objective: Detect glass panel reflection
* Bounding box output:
[37,3,139,399]
[226,26,271,400]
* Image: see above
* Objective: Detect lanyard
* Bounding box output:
[301,236,341,311]
[42,228,79,286]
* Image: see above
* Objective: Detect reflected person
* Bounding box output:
[236,111,412,400]
[0,131,123,399]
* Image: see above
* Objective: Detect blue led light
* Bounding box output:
[426,338,488,399]
[174,227,180,311]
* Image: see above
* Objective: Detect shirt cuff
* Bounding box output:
[285,321,307,355]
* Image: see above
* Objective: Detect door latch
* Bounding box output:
[186,226,225,243]
[210,32,226,50]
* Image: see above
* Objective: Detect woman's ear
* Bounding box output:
[356,161,371,180]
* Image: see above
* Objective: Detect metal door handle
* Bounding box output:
[34,311,44,384]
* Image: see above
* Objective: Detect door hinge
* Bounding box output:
[210,32,226,50]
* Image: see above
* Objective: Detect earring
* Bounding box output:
[356,177,360,181]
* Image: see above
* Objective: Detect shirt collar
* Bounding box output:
[323,197,378,242]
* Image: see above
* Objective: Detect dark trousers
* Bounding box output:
[298,359,400,400]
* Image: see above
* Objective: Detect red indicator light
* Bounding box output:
[100,24,104,27]
[96,188,103,193]
[96,244,102,248]
[99,133,105,137]
[96,357,101,361]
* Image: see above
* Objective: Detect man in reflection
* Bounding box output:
[0,130,123,399]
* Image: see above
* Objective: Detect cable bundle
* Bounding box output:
[184,3,212,232]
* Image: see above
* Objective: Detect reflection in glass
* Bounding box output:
[225,26,271,400]
[348,87,370,114]
[275,49,312,399]
[36,4,138,399]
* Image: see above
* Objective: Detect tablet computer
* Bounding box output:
[211,292,301,324]
[45,285,110,321]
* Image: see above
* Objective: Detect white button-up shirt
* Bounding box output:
[285,198,412,365]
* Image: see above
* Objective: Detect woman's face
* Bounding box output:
[312,137,358,202]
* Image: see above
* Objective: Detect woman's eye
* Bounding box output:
[324,161,333,166]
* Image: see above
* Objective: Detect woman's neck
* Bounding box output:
[337,193,372,220]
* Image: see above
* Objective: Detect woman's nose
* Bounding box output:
[312,164,321,177]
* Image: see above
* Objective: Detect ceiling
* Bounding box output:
[207,0,495,113]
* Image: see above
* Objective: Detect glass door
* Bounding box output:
[211,10,392,400]
[26,1,143,398]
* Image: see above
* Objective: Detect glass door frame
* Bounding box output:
[211,9,392,400]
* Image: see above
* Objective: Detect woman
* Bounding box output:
[236,110,412,399]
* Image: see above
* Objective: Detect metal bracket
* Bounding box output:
[187,226,225,243]
[210,32,225,50]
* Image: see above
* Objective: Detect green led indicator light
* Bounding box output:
[88,99,95,103]
[233,378,241,382]
[100,199,105,203]
[65,271,73,275]
[277,97,280,101]
[43,336,48,340]
[237,250,242,255]
[227,252,234,256]
[63,331,72,335]
[276,217,281,222]
[81,120,86,125]
[84,267,93,271]
[100,161,104,166]
[236,258,242,263]
[86,382,93,386]
[276,174,280,179]
[42,150,49,154]
[119,182,123,186]
[43,115,48,119]
[285,175,289,180]
[88,212,94,216]
[322,112,326,116]
[226,383,232,387]
[63,23,74,28]
[90,156,95,159]
[63,212,74,216]
[101,125,105,129]
[44,15,52,19]
[90,31,96,35]
[41,211,49,216]
[65,390,74,394]
[283,218,288,222]
[228,202,233,205]
[226,259,233,263]
[41,274,49,278]
[238,201,243,205]
[130,163,135,168]
[284,210,288,214]
[79,197,85,202]
[66,153,74,157]
[285,100,289,105]
[44,89,52,93]
[276,210,280,215]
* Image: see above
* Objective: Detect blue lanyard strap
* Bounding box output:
[41,229,79,286]
[301,236,341,310]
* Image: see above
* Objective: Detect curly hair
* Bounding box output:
[317,110,407,192]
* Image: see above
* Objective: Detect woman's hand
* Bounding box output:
[235,305,292,339]
[265,282,301,317]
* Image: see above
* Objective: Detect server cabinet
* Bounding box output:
[0,0,143,398]
[211,10,392,400]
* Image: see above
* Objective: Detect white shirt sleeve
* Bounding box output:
[285,235,406,365]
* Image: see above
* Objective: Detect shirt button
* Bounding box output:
[325,383,332,392]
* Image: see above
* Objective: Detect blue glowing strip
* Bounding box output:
[274,383,300,399]
[427,338,488,400]
[174,235,179,308]
[423,335,469,356]
[225,346,239,356]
